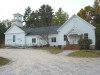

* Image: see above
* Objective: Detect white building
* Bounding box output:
[4,13,96,49]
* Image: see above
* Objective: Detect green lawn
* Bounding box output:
[47,47,63,54]
[68,50,100,57]
[0,57,10,66]
[35,47,63,54]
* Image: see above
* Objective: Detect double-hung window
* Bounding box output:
[51,37,56,42]
[64,35,67,41]
[84,33,88,39]
[13,35,15,42]
[32,38,36,43]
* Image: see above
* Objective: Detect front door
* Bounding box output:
[69,35,80,45]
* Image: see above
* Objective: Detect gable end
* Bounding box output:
[4,25,25,34]
[57,14,96,31]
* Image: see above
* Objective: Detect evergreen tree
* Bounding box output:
[38,4,53,45]
[38,4,53,27]
[23,6,32,27]
[0,22,6,44]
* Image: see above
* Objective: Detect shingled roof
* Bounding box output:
[20,26,61,36]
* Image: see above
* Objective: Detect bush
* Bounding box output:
[78,39,92,49]
[58,45,62,49]
[46,44,50,47]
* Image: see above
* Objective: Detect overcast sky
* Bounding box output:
[0,0,94,21]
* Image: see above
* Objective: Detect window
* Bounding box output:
[19,16,21,20]
[84,33,88,39]
[14,16,17,20]
[51,37,56,42]
[13,35,15,42]
[64,35,67,41]
[32,38,36,43]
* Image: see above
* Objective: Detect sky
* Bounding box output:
[0,0,94,21]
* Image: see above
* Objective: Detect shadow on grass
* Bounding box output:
[0,57,10,66]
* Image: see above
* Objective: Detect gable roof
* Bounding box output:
[57,14,96,31]
[13,13,23,16]
[4,25,25,34]
[67,27,82,35]
[5,14,95,35]
[4,24,60,35]
[25,26,60,36]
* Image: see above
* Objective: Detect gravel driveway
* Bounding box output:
[0,49,100,75]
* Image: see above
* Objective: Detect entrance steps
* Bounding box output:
[64,44,80,50]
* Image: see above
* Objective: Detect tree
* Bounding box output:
[77,0,100,24]
[77,6,94,23]
[94,0,99,7]
[0,22,6,44]
[52,8,69,25]
[94,13,100,49]
[25,10,40,28]
[93,0,100,50]
[94,14,100,23]
[2,19,12,28]
[93,0,100,13]
[38,4,53,26]
[95,23,100,50]
[77,0,100,50]
[23,6,32,27]
[38,4,54,46]
[23,5,54,28]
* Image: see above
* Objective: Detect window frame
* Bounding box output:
[64,35,67,41]
[32,38,36,43]
[13,35,15,42]
[51,37,56,42]
[84,33,88,39]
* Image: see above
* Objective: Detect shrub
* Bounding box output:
[78,39,92,49]
[58,45,62,49]
[46,44,50,47]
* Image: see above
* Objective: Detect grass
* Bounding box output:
[68,50,100,57]
[35,47,63,54]
[0,44,5,48]
[0,57,10,66]
[47,47,63,54]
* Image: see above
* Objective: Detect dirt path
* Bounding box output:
[0,49,100,75]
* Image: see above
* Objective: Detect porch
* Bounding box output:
[64,28,82,50]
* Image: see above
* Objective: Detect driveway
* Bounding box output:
[0,49,100,75]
